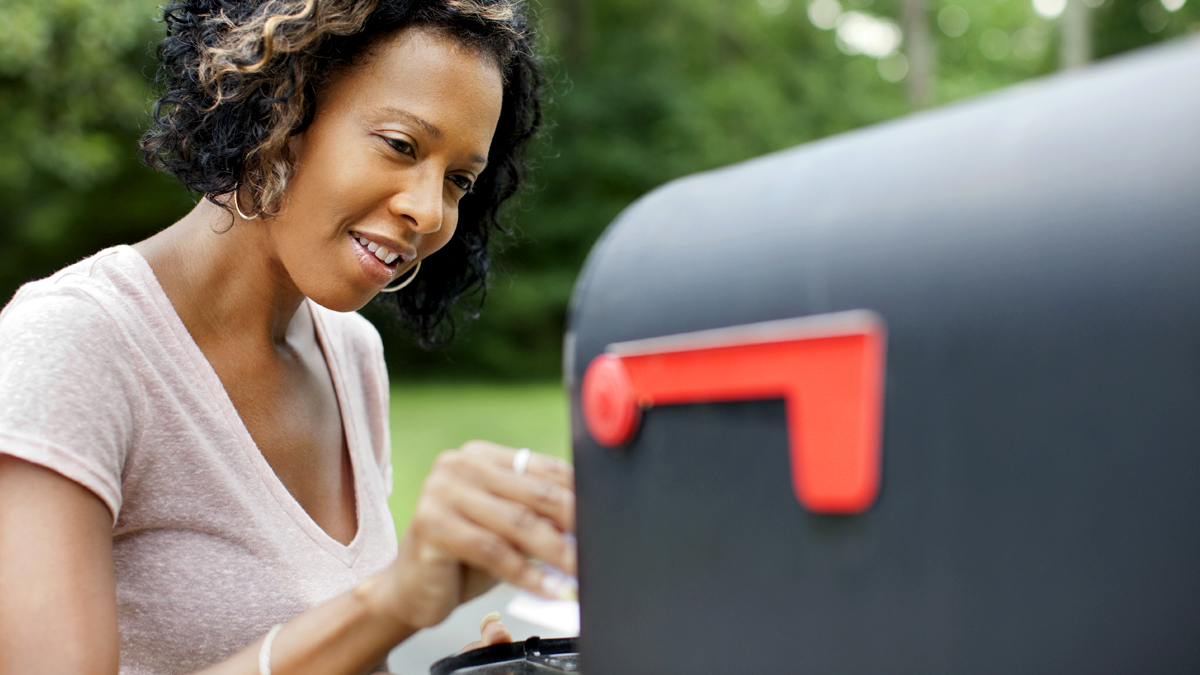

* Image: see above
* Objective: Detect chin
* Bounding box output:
[304,287,377,314]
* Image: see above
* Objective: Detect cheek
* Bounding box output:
[286,129,373,217]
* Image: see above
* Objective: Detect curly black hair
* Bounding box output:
[140,0,543,345]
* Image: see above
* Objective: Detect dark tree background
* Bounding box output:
[1,0,1196,379]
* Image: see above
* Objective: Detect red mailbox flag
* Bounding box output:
[581,310,887,514]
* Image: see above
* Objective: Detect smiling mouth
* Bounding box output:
[350,232,401,267]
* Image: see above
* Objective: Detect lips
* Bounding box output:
[348,230,418,287]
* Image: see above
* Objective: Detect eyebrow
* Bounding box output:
[373,106,489,166]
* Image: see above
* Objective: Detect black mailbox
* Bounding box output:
[565,38,1200,674]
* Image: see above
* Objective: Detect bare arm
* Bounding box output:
[0,455,119,675]
[0,441,575,675]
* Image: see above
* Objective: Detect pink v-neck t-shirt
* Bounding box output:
[0,246,399,674]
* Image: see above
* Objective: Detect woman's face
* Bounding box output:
[270,26,504,311]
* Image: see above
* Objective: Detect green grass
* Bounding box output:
[386,381,571,535]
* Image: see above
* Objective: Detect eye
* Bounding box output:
[385,137,415,158]
[448,174,475,193]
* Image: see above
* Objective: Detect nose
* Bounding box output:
[389,166,444,235]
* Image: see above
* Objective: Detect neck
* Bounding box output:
[134,199,306,349]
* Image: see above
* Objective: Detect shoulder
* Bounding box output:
[1,246,156,343]
[0,286,139,420]
[1,289,115,344]
[2,259,131,360]
[0,248,152,522]
[0,246,158,425]
[0,246,153,399]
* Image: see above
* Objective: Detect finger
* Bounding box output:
[422,503,561,598]
[459,440,575,489]
[452,483,576,575]
[491,468,576,535]
[480,614,513,646]
[459,612,510,653]
[436,449,575,533]
[522,451,574,488]
[460,640,484,653]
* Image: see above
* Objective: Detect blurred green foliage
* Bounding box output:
[2,0,1197,379]
[0,0,195,290]
[387,382,570,534]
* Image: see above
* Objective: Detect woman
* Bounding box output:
[0,1,575,673]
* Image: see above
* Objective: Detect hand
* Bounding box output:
[375,441,576,632]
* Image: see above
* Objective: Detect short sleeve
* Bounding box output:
[0,291,143,522]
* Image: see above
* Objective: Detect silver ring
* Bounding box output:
[513,448,531,477]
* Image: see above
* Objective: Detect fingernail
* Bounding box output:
[540,572,579,601]
[480,611,502,631]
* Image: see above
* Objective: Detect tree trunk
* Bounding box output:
[1060,0,1092,69]
[902,0,936,108]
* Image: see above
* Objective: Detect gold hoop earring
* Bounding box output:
[233,183,258,220]
[379,259,421,293]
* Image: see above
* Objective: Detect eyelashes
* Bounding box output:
[384,136,474,195]
[385,136,415,157]
[448,175,475,193]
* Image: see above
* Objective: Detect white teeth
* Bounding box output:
[352,233,398,265]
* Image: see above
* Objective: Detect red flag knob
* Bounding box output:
[581,353,641,447]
